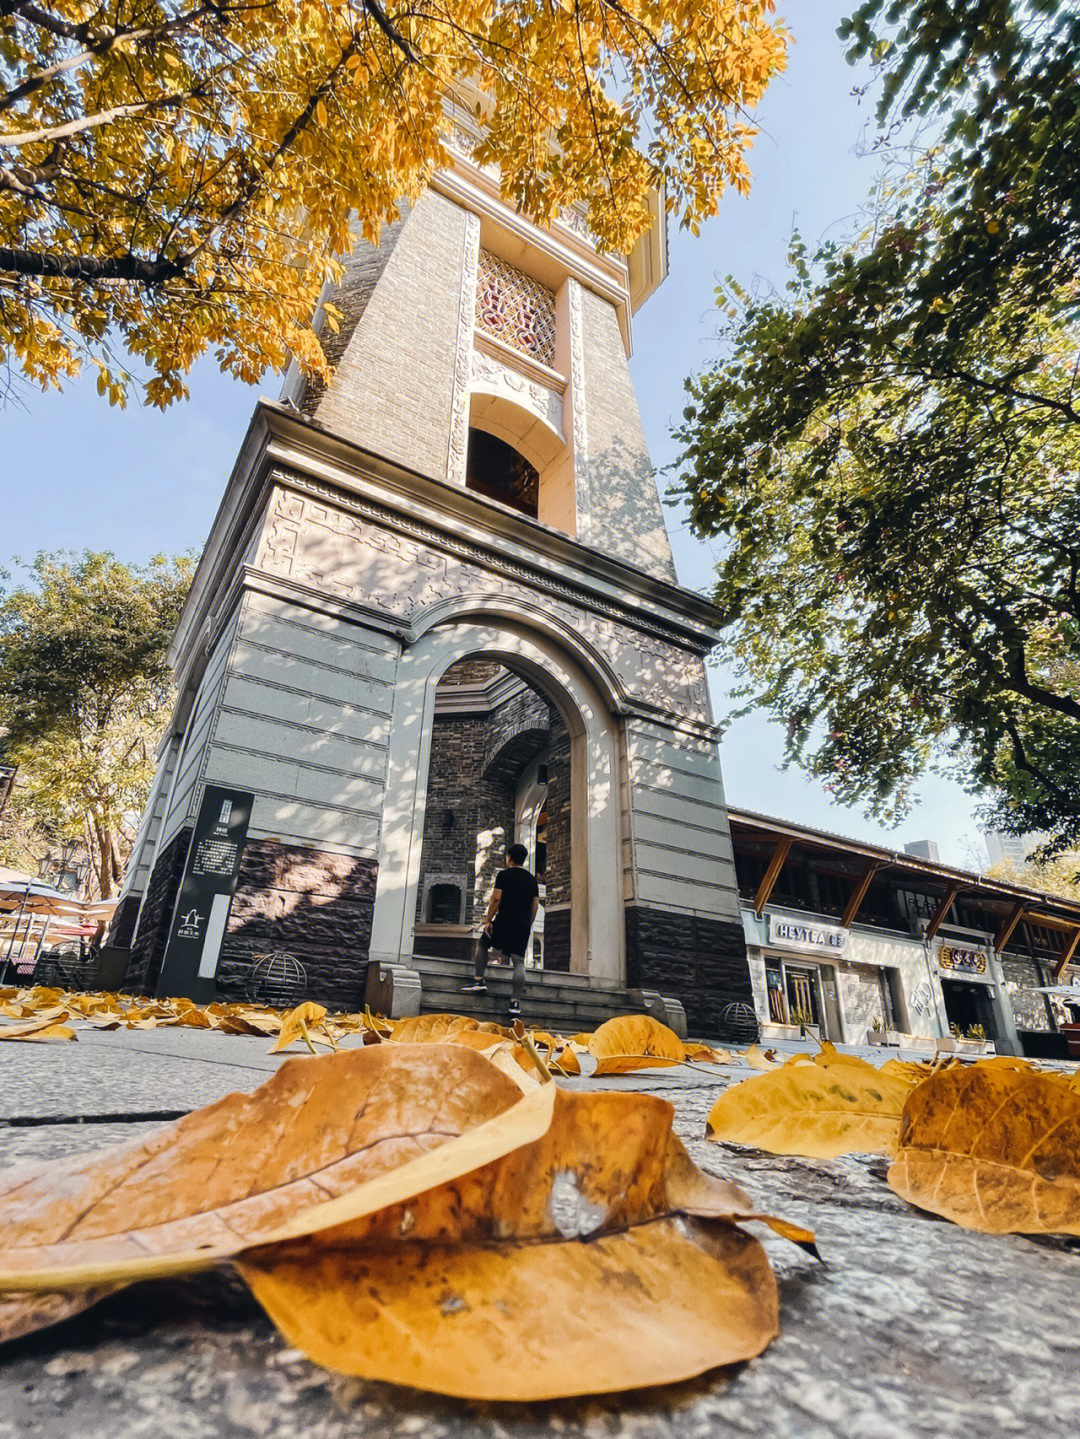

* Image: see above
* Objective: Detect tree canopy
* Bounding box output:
[675,0,1080,853]
[0,0,786,407]
[0,552,192,897]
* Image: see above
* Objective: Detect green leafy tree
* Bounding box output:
[0,552,192,897]
[675,0,1080,853]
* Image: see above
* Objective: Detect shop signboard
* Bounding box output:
[938,943,988,977]
[767,914,847,956]
[156,784,253,1001]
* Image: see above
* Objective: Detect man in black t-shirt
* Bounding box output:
[461,842,540,1018]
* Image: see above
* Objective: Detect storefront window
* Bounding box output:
[765,961,787,1023]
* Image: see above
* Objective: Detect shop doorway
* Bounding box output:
[941,978,997,1040]
[765,955,830,1039]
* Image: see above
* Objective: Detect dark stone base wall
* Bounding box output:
[106,891,142,950]
[124,828,193,994]
[544,907,571,971]
[625,905,753,1037]
[215,838,377,1011]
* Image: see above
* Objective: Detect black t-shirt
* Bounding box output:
[490,866,540,955]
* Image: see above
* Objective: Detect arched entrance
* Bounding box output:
[368,617,624,984]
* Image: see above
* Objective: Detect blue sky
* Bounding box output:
[0,4,987,869]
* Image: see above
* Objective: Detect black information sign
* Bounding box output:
[156,784,253,1001]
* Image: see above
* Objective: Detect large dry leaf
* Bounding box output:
[0,1045,545,1320]
[743,1046,778,1070]
[887,1064,1080,1235]
[706,1059,915,1158]
[243,1218,772,1400]
[587,1014,686,1074]
[0,1018,76,1042]
[239,1086,786,1399]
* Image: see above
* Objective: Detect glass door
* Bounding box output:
[785,965,822,1029]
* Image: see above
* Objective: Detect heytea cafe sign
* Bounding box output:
[767,915,847,956]
[156,784,253,1002]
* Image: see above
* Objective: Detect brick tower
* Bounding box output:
[111,126,756,1035]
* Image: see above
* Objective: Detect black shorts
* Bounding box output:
[479,929,527,960]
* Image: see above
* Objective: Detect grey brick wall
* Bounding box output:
[216,838,377,1011]
[579,285,676,582]
[124,827,192,994]
[1001,953,1053,1032]
[313,191,467,481]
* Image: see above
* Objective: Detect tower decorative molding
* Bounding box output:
[447,210,481,485]
[567,278,591,542]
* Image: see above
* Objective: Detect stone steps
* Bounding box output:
[409,953,652,1031]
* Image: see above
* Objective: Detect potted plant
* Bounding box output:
[867,1014,888,1046]
[962,1023,994,1055]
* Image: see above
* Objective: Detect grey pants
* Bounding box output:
[474,932,526,999]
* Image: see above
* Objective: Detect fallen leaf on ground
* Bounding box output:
[683,1042,730,1063]
[587,1014,686,1074]
[0,1044,533,1332]
[0,1044,804,1398]
[743,1046,777,1070]
[269,1002,332,1054]
[0,1018,76,1042]
[887,1064,1080,1234]
[240,1086,792,1398]
[706,1058,915,1157]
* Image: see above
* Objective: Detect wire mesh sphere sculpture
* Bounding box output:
[247,950,307,1008]
[718,1000,760,1046]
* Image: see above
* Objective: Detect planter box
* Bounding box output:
[956,1040,996,1056]
[802,1024,821,1042]
[935,1037,958,1054]
[866,1031,890,1046]
[762,1023,801,1042]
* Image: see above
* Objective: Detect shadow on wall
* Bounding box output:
[213,839,378,1010]
[581,436,675,580]
[126,837,380,1010]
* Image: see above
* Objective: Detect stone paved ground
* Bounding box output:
[2,1028,1079,1439]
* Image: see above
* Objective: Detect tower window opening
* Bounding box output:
[466,428,539,519]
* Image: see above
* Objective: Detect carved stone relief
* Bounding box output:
[567,279,591,542]
[447,211,481,486]
[469,349,565,438]
[258,487,711,724]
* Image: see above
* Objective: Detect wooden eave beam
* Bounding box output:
[753,837,792,917]
[840,861,885,929]
[1024,911,1080,934]
[925,881,962,943]
[1053,928,1080,980]
[994,901,1025,953]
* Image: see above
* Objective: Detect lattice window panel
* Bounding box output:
[475,251,557,367]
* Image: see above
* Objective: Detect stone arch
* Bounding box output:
[467,387,565,476]
[369,617,624,985]
[466,388,575,535]
[409,593,628,717]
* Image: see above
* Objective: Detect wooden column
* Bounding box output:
[753,838,791,917]
[1053,927,1080,980]
[925,881,961,942]
[994,902,1025,954]
[840,861,883,929]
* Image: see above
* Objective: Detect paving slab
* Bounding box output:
[2,1028,1079,1439]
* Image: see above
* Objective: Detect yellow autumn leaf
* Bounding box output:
[269,1001,331,1053]
[743,1045,778,1069]
[240,1087,790,1399]
[0,1045,534,1326]
[0,1018,76,1043]
[706,1059,916,1157]
[587,1013,686,1074]
[887,1064,1080,1234]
